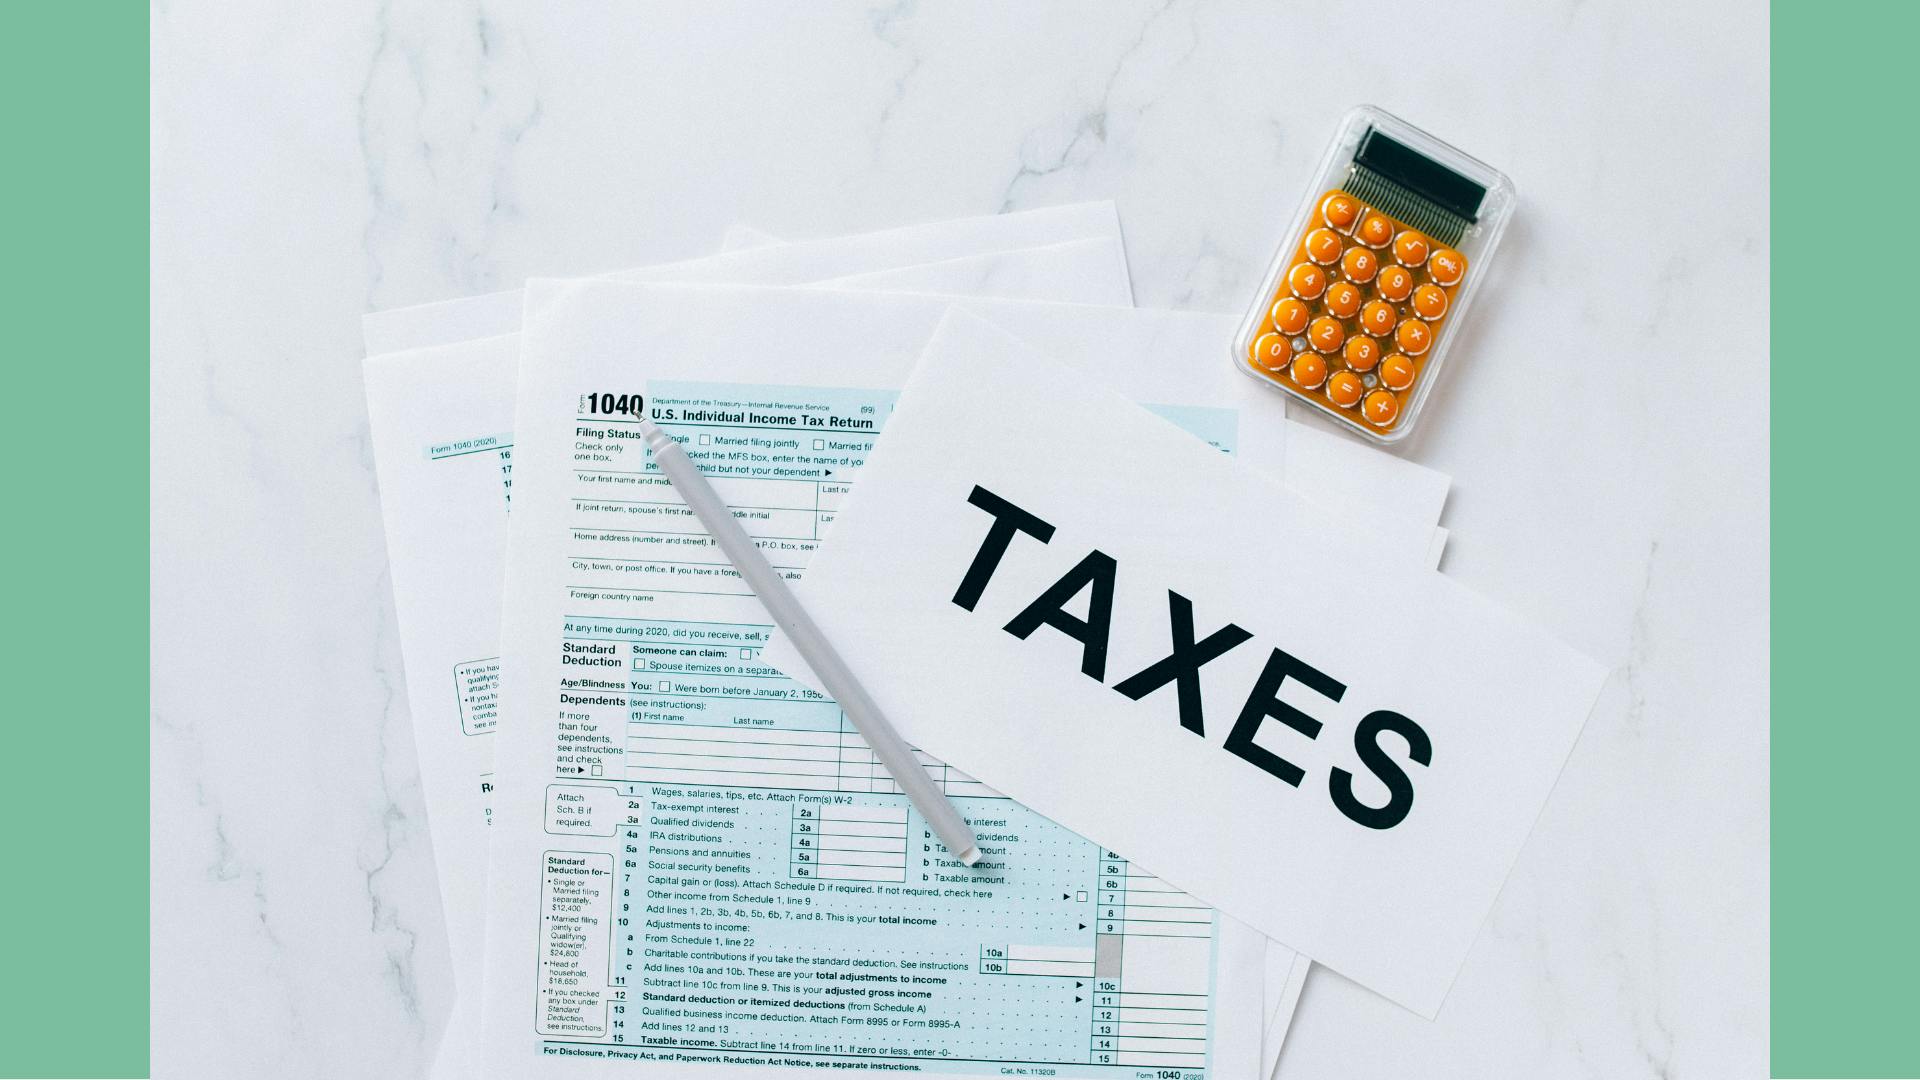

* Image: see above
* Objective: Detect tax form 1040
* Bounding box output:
[510,379,1265,1078]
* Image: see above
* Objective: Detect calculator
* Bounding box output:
[1235,108,1515,443]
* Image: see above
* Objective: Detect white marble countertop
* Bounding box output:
[151,3,1768,1076]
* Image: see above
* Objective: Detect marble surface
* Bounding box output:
[150,2,1769,1077]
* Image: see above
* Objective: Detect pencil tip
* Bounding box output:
[958,846,982,867]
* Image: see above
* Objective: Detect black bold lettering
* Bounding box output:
[1110,591,1253,735]
[1222,648,1346,786]
[1330,710,1431,830]
[952,485,1055,611]
[1002,550,1117,682]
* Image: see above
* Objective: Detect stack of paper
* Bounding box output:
[363,204,1463,1080]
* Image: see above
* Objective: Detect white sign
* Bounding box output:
[773,310,1608,1017]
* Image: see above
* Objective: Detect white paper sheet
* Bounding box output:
[793,238,1134,306]
[1262,950,1311,1075]
[771,311,1607,1018]
[362,201,1127,354]
[365,217,1137,1080]
[719,225,784,252]
[725,228,1135,307]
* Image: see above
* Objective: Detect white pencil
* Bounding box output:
[638,417,983,867]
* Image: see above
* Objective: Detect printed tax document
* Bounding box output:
[772,312,1609,1019]
[362,210,1305,1078]
[367,239,1134,985]
[366,222,1138,1078]
[475,280,1447,1078]
[364,281,1371,1080]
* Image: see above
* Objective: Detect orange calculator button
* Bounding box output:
[1427,248,1465,286]
[1323,281,1363,319]
[1344,335,1381,371]
[1379,353,1416,391]
[1320,193,1360,232]
[1363,390,1400,427]
[1325,370,1364,408]
[1395,318,1432,355]
[1356,213,1394,249]
[1392,230,1429,267]
[1305,228,1343,265]
[1359,300,1397,337]
[1412,284,1449,319]
[1340,246,1378,283]
[1249,331,1291,370]
[1376,265,1414,302]
[1308,316,1345,353]
[1270,296,1311,335]
[1287,262,1328,300]
[1290,351,1328,389]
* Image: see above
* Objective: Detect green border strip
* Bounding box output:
[0,7,150,1078]
[1772,2,1920,1076]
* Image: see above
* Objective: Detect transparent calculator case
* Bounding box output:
[1233,106,1516,444]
